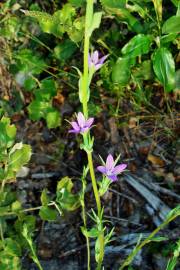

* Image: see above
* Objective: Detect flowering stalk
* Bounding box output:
[82,1,104,269]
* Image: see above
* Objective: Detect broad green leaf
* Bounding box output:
[160,33,177,45]
[7,144,31,179]
[39,206,57,221]
[54,39,77,61]
[162,16,180,34]
[46,109,61,129]
[27,100,51,120]
[112,57,133,86]
[153,47,175,92]
[121,34,152,57]
[0,117,16,149]
[35,79,57,101]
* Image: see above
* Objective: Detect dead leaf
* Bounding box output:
[147,154,165,167]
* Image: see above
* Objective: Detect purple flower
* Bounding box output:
[97,154,127,182]
[69,112,94,134]
[88,50,108,71]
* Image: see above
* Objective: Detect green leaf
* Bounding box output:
[170,0,179,7]
[15,49,46,75]
[68,0,86,7]
[4,238,21,257]
[11,200,21,212]
[0,117,16,149]
[35,79,57,101]
[67,16,85,42]
[39,206,57,221]
[23,77,37,91]
[81,227,99,238]
[27,100,51,120]
[100,0,126,8]
[112,57,133,86]
[6,144,32,179]
[40,189,50,206]
[46,109,61,129]
[160,33,177,45]
[54,39,77,61]
[121,34,152,57]
[0,253,21,270]
[151,236,168,242]
[56,177,80,211]
[103,7,143,33]
[162,16,180,34]
[88,12,102,37]
[153,47,175,92]
[23,10,54,34]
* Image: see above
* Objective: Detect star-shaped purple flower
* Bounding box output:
[88,50,108,71]
[97,154,127,182]
[69,112,94,134]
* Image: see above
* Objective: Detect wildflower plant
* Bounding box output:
[68,1,126,269]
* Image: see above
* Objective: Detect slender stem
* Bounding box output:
[83,34,89,118]
[87,153,101,215]
[82,199,91,270]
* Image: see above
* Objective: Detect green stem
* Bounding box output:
[82,199,91,270]
[87,153,101,215]
[83,34,89,118]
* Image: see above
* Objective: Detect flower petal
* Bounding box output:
[71,121,80,131]
[88,53,93,68]
[113,164,127,174]
[68,129,80,134]
[85,117,94,128]
[77,112,85,128]
[98,54,109,65]
[97,166,107,174]
[106,154,114,171]
[92,51,99,64]
[108,174,117,182]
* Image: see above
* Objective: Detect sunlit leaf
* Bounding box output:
[153,47,175,92]
[121,34,152,57]
[162,15,180,34]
